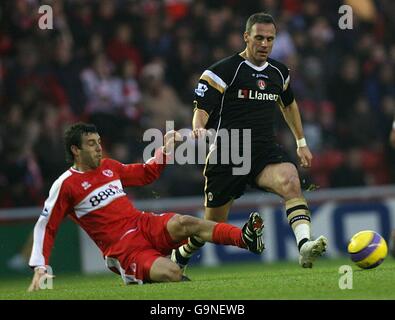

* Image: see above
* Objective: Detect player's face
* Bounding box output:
[77,133,103,170]
[244,23,276,65]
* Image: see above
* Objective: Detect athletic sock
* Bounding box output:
[297,236,309,252]
[175,236,205,263]
[285,197,311,252]
[212,223,246,248]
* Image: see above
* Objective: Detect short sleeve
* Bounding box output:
[193,69,227,116]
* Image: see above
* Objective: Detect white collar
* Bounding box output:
[243,60,269,71]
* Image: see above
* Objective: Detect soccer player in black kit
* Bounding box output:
[172,12,327,271]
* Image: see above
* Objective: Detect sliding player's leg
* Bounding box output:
[171,201,233,268]
[171,157,251,268]
[136,212,264,284]
[167,213,264,257]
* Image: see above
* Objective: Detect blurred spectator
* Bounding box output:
[33,105,67,196]
[80,53,141,148]
[142,16,174,62]
[94,0,119,43]
[52,36,86,116]
[68,2,96,50]
[167,37,198,101]
[270,19,296,62]
[80,53,122,114]
[343,96,380,149]
[298,101,323,153]
[0,107,43,207]
[106,23,143,75]
[329,149,368,188]
[120,60,143,122]
[328,56,362,125]
[383,96,395,181]
[318,101,337,149]
[140,60,190,132]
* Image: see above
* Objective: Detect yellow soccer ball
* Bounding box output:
[348,230,388,269]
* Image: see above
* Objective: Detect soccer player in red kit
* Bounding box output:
[28,123,264,290]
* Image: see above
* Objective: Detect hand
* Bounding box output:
[297,146,313,168]
[163,130,181,154]
[190,128,211,139]
[27,267,55,292]
[390,129,395,148]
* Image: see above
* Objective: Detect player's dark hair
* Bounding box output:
[64,122,98,163]
[245,12,276,33]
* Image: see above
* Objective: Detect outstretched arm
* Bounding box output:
[278,98,313,168]
[117,130,181,186]
[28,179,71,291]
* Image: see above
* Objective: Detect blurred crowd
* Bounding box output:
[1,0,395,208]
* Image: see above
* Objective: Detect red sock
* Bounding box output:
[212,223,246,248]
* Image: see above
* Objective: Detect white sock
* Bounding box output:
[294,224,311,246]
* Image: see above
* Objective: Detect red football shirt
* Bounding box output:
[29,148,168,267]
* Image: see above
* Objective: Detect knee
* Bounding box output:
[277,172,301,197]
[177,215,198,234]
[168,214,201,241]
[178,215,197,226]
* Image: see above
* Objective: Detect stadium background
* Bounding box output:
[0,0,395,282]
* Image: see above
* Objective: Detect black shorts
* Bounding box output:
[203,142,295,208]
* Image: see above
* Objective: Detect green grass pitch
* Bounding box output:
[1,258,394,300]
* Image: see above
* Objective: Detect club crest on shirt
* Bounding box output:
[257,79,266,90]
[102,169,113,177]
[81,181,91,190]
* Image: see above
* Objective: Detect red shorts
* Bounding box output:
[105,212,183,284]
